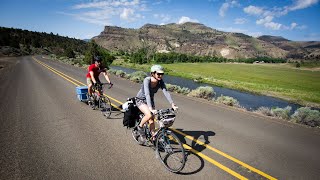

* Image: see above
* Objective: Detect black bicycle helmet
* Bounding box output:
[94,56,102,62]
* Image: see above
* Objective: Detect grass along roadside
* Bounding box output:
[108,68,320,127]
[45,55,320,127]
[112,60,320,108]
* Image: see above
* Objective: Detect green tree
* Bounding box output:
[84,40,99,64]
[84,40,115,67]
[64,47,75,58]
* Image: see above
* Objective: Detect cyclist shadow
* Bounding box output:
[173,129,215,175]
[176,128,215,153]
[100,106,124,120]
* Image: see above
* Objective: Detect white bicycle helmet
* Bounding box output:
[150,65,164,73]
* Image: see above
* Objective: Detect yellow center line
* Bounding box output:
[170,128,277,179]
[33,57,123,105]
[33,57,121,110]
[183,144,248,180]
[34,57,80,86]
[33,56,277,180]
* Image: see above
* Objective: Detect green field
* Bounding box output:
[113,61,320,108]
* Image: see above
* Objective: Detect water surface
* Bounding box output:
[111,66,306,113]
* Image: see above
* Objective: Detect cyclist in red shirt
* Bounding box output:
[86,56,113,99]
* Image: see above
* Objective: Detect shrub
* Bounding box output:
[188,86,215,100]
[166,84,179,92]
[129,71,147,83]
[108,69,117,75]
[124,73,132,79]
[255,107,272,116]
[291,107,320,127]
[166,84,190,95]
[271,106,292,120]
[194,76,204,83]
[131,71,147,78]
[115,70,126,77]
[177,87,191,95]
[216,95,240,107]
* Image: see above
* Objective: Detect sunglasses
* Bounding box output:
[156,73,164,76]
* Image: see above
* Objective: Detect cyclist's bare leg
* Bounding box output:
[138,104,153,127]
[88,84,93,96]
[149,119,156,140]
[87,78,93,96]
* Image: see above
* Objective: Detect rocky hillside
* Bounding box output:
[93,22,320,60]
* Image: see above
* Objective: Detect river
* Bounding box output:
[111,66,307,113]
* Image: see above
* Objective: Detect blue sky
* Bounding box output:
[1,0,319,41]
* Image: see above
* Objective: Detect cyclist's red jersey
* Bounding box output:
[86,64,106,79]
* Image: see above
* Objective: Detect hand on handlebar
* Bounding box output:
[172,103,178,112]
[108,83,113,89]
[149,107,157,115]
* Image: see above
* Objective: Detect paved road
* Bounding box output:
[1,56,320,180]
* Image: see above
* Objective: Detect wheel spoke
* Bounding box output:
[156,130,186,173]
[100,96,112,118]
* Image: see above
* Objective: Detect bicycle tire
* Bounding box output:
[155,130,186,173]
[99,96,112,118]
[131,127,140,144]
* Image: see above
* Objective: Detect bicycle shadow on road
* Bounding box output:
[102,106,124,120]
[177,150,205,175]
[175,128,216,153]
[170,129,215,175]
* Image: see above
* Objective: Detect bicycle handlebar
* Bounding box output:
[154,108,177,115]
[93,82,113,89]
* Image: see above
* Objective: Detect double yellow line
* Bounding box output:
[33,56,277,180]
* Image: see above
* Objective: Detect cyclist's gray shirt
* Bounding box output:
[136,77,173,108]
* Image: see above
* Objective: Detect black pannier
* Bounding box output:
[122,98,140,128]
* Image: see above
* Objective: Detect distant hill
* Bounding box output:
[0,27,88,57]
[93,22,320,60]
[82,39,91,42]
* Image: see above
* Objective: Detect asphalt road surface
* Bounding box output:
[1,56,320,180]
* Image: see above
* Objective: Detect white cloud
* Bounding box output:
[243,5,264,16]
[67,0,146,25]
[73,0,140,9]
[234,18,247,24]
[177,16,199,24]
[243,0,318,31]
[264,22,282,30]
[288,0,319,11]
[219,3,229,17]
[256,16,273,25]
[120,8,134,21]
[291,22,298,29]
[219,0,239,17]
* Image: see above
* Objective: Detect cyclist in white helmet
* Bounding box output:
[135,65,178,143]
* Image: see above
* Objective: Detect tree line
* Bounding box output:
[125,50,286,64]
[0,26,87,57]
[0,27,115,66]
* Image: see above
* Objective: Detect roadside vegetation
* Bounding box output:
[113,59,320,108]
[0,27,87,57]
[108,69,320,128]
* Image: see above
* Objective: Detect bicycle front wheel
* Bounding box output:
[155,129,186,173]
[99,96,112,118]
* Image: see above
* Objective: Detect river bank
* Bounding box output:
[112,60,320,109]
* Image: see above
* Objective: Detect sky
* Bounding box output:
[1,0,319,41]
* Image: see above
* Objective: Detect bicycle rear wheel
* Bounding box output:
[155,129,186,173]
[99,96,112,118]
